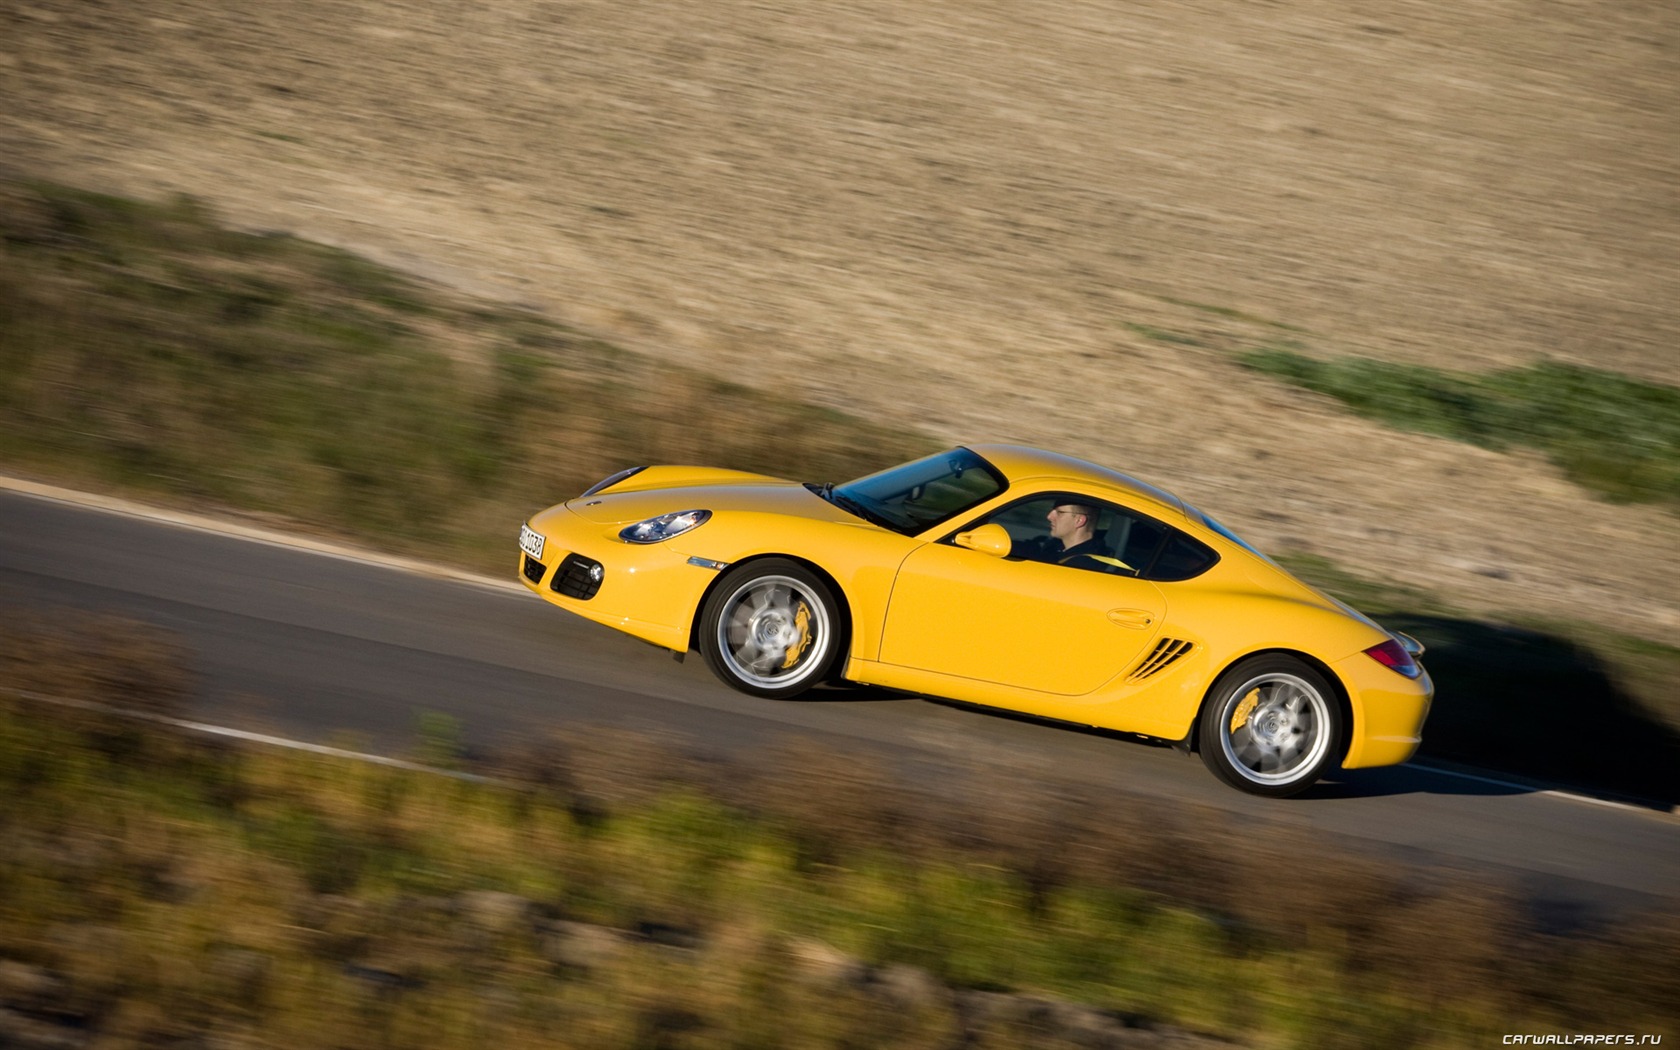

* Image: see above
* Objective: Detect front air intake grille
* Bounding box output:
[552,553,604,600]
[522,554,547,585]
[1128,638,1193,681]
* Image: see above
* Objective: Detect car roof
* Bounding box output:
[965,444,1189,519]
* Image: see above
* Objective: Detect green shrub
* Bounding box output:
[1242,348,1680,507]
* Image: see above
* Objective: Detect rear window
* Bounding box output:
[1146,533,1219,582]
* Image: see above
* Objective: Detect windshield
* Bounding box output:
[830,448,1006,535]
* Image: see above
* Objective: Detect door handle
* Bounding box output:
[1107,608,1154,629]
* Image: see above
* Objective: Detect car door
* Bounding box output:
[877,495,1168,696]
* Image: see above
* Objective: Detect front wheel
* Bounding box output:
[1198,655,1342,797]
[699,559,843,699]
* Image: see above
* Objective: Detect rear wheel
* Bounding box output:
[699,559,843,699]
[1198,655,1341,797]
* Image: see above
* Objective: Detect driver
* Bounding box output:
[1025,502,1131,573]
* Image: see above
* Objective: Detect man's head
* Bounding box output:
[1047,502,1097,547]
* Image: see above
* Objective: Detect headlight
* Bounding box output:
[619,509,712,544]
[582,466,648,497]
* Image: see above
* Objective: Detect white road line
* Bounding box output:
[3,687,502,786]
[1411,762,1678,818]
[0,474,524,596]
[4,474,1675,820]
[16,683,1672,820]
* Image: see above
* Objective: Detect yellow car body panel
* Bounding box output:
[1333,650,1433,768]
[519,446,1435,795]
[877,539,1168,696]
[520,503,701,651]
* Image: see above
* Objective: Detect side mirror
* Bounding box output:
[953,523,1012,558]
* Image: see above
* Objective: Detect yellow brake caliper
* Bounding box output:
[1230,688,1260,733]
[782,600,814,670]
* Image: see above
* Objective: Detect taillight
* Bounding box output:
[1364,638,1422,679]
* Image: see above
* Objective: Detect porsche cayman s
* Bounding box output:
[518,445,1431,796]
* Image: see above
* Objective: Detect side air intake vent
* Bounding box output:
[1129,638,1193,681]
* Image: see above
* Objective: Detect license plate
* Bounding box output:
[519,524,545,561]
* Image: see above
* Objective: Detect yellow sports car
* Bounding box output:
[518,445,1431,797]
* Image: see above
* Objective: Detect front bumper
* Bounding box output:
[518,505,716,652]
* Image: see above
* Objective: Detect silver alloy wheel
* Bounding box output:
[714,573,832,690]
[1215,671,1333,787]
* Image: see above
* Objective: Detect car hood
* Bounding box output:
[563,473,861,527]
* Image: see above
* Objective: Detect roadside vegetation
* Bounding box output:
[2,613,1675,1049]
[0,179,936,573]
[1241,347,1680,509]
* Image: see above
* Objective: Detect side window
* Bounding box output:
[953,493,1221,581]
[1113,516,1168,572]
[959,494,1153,577]
[980,496,1061,551]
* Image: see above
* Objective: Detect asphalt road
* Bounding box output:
[2,484,1675,918]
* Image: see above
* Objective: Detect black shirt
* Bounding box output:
[1019,534,1102,563]
[1016,534,1130,574]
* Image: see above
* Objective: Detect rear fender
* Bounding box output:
[1187,648,1355,765]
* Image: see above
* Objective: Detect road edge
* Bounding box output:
[0,473,522,596]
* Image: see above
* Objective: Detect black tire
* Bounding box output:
[1198,654,1342,797]
[698,559,844,699]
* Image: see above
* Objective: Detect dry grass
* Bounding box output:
[0,178,936,574]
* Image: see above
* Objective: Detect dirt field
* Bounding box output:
[3,0,1676,640]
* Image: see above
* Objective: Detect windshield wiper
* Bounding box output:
[810,481,910,533]
[830,491,903,532]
